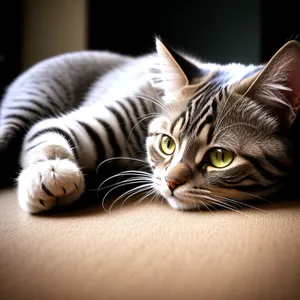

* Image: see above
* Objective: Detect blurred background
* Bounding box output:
[0,0,299,99]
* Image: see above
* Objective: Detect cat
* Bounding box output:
[1,38,300,213]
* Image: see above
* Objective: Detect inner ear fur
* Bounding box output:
[235,40,300,124]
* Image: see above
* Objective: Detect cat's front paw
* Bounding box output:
[18,159,84,213]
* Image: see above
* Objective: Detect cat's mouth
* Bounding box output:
[159,186,207,210]
[159,183,248,211]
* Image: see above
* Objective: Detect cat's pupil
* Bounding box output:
[218,151,224,162]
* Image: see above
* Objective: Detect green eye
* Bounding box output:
[160,135,176,155]
[208,148,234,168]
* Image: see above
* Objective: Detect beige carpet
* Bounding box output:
[1,188,300,300]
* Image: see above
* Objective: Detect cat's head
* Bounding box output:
[146,38,300,210]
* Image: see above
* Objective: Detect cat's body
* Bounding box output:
[1,38,300,213]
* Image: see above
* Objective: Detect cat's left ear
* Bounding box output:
[236,40,300,124]
[149,38,202,96]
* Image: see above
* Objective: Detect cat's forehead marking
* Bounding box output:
[177,136,202,167]
[197,123,211,144]
[194,144,208,165]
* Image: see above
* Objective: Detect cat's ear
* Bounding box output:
[236,40,300,124]
[149,38,201,95]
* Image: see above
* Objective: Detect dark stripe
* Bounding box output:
[49,78,71,105]
[137,97,150,116]
[211,99,218,118]
[96,119,122,157]
[4,114,31,124]
[77,121,106,164]
[187,108,204,133]
[117,100,136,129]
[127,98,140,118]
[222,175,256,185]
[46,82,66,106]
[137,99,152,132]
[13,98,54,114]
[205,100,218,144]
[105,106,134,154]
[241,154,280,182]
[27,91,61,111]
[2,120,23,130]
[106,106,129,136]
[125,95,147,147]
[5,106,41,116]
[221,87,230,103]
[188,98,216,136]
[52,77,70,95]
[233,184,271,193]
[117,100,144,150]
[196,115,213,136]
[263,152,290,173]
[27,127,78,160]
[199,105,210,120]
[191,81,219,113]
[26,141,47,152]
[190,80,212,103]
[29,99,53,112]
[216,180,267,193]
[206,124,215,144]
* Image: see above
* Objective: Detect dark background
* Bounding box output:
[88,0,261,64]
[0,2,23,100]
[1,0,300,97]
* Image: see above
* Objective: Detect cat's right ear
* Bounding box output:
[149,38,202,97]
[235,40,300,125]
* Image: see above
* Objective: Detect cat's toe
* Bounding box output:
[17,159,84,213]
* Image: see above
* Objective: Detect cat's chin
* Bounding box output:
[165,196,200,211]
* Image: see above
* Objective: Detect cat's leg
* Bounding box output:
[18,124,84,213]
[17,95,152,213]
[17,119,86,213]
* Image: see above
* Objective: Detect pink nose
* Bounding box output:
[165,162,192,192]
[165,178,182,192]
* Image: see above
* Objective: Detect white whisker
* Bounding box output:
[201,195,248,216]
[133,189,155,207]
[214,194,267,212]
[236,190,274,204]
[106,183,153,213]
[127,114,159,144]
[101,181,150,211]
[96,157,149,174]
[98,170,152,189]
[134,93,171,117]
[94,177,152,192]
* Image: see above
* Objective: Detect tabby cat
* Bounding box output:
[1,38,300,213]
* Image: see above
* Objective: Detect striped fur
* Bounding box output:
[1,38,300,213]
